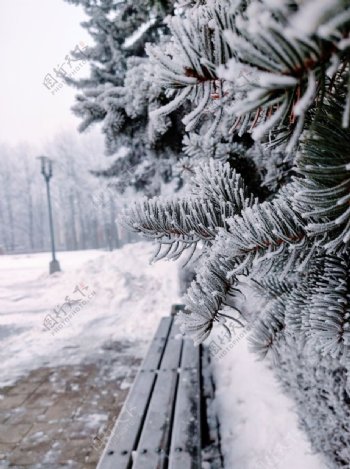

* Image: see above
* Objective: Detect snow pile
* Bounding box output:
[0,242,179,386]
[212,337,328,469]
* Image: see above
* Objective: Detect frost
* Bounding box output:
[294,72,317,117]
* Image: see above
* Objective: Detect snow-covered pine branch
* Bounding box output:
[219,0,350,148]
[124,160,255,262]
[147,0,235,132]
[306,254,350,360]
[147,0,350,153]
[294,97,350,252]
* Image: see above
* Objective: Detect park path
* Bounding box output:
[0,341,140,468]
[0,246,179,468]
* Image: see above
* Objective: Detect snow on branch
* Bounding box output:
[124,160,254,262]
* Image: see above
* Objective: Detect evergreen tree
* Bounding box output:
[123,0,350,466]
[65,0,183,195]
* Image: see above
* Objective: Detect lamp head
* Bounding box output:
[37,156,53,179]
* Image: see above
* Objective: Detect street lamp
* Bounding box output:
[37,156,61,274]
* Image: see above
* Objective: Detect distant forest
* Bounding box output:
[0,131,135,254]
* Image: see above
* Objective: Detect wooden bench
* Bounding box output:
[97,313,202,469]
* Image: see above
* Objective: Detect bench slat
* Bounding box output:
[141,317,173,371]
[181,339,200,370]
[154,316,173,339]
[141,338,167,371]
[97,371,156,469]
[133,370,178,469]
[169,318,181,338]
[159,337,183,370]
[169,367,201,469]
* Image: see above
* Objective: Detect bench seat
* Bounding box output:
[97,315,202,469]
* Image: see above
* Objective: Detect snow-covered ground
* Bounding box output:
[0,242,179,386]
[0,242,328,468]
[211,336,328,469]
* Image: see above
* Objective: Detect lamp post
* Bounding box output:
[38,156,61,274]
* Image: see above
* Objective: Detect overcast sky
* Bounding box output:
[0,0,92,150]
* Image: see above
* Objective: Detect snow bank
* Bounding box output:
[0,242,180,386]
[212,336,328,469]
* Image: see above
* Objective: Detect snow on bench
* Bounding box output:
[97,311,202,469]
